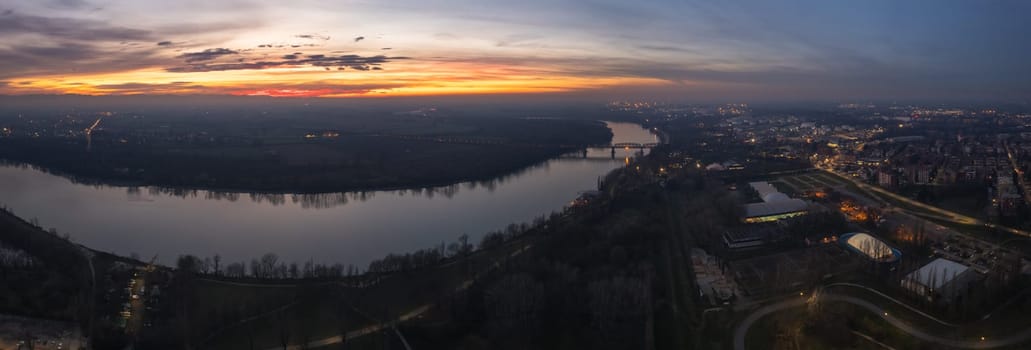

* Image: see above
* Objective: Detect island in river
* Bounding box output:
[0,96,618,193]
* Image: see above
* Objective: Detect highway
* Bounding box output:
[822,168,1031,238]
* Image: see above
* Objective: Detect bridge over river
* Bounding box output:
[558,142,661,160]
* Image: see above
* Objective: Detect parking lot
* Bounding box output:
[880,210,1022,274]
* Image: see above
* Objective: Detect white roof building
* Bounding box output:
[842,233,896,262]
[901,258,975,300]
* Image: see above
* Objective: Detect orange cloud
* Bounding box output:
[1,56,674,97]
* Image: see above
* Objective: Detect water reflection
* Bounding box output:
[0,122,658,266]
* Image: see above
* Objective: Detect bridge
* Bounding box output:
[561,142,661,160]
[611,142,659,149]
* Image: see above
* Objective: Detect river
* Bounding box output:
[0,121,657,267]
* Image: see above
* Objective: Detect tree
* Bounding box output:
[262,253,280,279]
[174,255,202,349]
[289,262,299,279]
[250,259,261,278]
[176,255,202,274]
[484,273,544,347]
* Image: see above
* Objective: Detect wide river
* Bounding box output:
[0,122,656,267]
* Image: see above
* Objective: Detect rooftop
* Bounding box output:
[743,182,809,218]
[841,232,899,262]
[904,258,971,290]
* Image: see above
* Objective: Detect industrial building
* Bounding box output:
[742,182,809,223]
[722,224,787,251]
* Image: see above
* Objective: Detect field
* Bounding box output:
[730,245,860,297]
[773,172,852,194]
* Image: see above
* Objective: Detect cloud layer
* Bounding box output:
[1,0,1029,100]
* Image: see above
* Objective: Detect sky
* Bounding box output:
[0,0,1029,101]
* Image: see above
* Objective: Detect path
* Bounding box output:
[733,293,1031,350]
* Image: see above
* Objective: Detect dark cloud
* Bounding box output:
[353,36,365,42]
[296,34,330,41]
[0,42,165,79]
[636,45,704,54]
[176,48,238,63]
[0,13,153,42]
[49,0,90,9]
[258,43,317,49]
[381,47,392,50]
[156,41,173,46]
[282,54,298,59]
[167,53,408,73]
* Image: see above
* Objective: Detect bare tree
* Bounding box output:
[289,262,299,279]
[262,253,280,279]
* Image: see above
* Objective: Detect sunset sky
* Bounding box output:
[1,0,1029,100]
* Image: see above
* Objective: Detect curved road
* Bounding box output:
[733,293,1031,350]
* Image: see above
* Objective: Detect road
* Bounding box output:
[1004,143,1031,218]
[125,271,147,338]
[733,292,1031,350]
[822,169,1031,238]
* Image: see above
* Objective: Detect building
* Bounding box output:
[878,169,897,188]
[722,224,786,251]
[838,232,901,263]
[996,175,1022,215]
[916,166,932,185]
[742,182,809,223]
[901,258,977,302]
